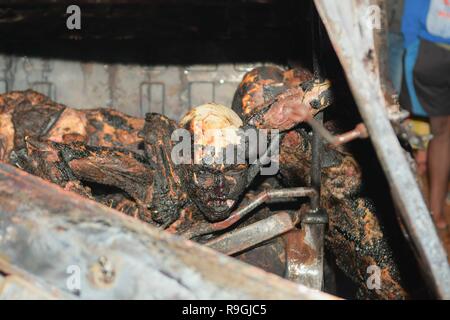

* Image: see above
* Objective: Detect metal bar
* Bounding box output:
[314,0,450,299]
[184,187,317,238]
[285,225,325,290]
[294,4,328,291]
[298,219,325,289]
[310,2,324,210]
[311,0,324,82]
[306,118,368,146]
[205,211,300,256]
[311,113,323,210]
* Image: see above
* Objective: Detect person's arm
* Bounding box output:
[402,0,426,48]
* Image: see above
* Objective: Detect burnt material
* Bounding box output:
[0,90,144,163]
[0,90,317,287]
[0,69,406,299]
[17,137,155,222]
[233,66,408,299]
[0,91,187,227]
[143,113,188,226]
[0,162,339,300]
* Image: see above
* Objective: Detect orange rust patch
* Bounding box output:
[284,229,316,266]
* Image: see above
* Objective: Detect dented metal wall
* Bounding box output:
[0,55,280,119]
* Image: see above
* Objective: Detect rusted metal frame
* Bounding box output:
[300,110,327,291]
[314,0,450,299]
[205,210,301,256]
[203,206,327,290]
[185,187,317,239]
[298,122,326,291]
[285,223,325,289]
[214,188,317,230]
[290,4,327,291]
[306,118,368,146]
[309,2,324,210]
[0,162,339,300]
[294,211,326,290]
[310,113,323,211]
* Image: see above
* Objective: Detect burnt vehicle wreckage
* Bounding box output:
[0,0,449,300]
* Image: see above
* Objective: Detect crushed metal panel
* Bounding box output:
[0,163,338,300]
[314,0,450,299]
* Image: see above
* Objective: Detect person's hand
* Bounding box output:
[246,79,333,131]
[262,96,311,131]
[247,88,311,131]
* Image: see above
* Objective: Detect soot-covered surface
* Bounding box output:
[0,0,432,299]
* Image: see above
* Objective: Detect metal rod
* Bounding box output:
[311,0,324,82]
[306,118,368,146]
[311,114,322,211]
[310,2,324,211]
[205,211,301,256]
[301,2,328,291]
[185,187,317,239]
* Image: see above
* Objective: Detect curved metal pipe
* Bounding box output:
[184,187,317,239]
